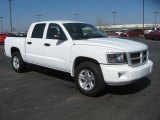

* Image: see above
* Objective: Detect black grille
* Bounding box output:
[143,56,147,62]
[143,51,147,56]
[129,50,148,66]
[132,59,140,64]
[130,52,140,58]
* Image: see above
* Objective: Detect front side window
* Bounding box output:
[46,23,67,40]
[63,23,106,40]
[31,23,46,38]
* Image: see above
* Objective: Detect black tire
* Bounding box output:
[144,36,148,40]
[155,36,158,41]
[11,52,25,72]
[74,61,106,97]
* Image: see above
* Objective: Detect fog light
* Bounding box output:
[118,72,126,78]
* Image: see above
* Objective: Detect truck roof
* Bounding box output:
[33,20,84,24]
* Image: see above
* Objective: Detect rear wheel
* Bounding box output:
[11,52,26,72]
[74,61,106,96]
[155,36,158,41]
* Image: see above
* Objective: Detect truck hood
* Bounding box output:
[74,38,148,52]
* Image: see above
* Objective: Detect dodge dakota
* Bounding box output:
[4,20,153,96]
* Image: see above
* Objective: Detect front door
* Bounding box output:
[41,23,72,72]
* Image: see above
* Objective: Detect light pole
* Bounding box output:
[37,15,42,22]
[142,0,144,33]
[74,14,79,21]
[9,0,13,33]
[0,17,4,33]
[154,12,158,28]
[112,12,117,31]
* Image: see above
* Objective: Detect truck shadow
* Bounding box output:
[107,77,151,95]
[26,65,74,83]
[26,65,151,96]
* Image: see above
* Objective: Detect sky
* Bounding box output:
[0,0,160,32]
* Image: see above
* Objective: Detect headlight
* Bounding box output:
[107,53,127,64]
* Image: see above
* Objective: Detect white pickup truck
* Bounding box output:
[5,20,153,96]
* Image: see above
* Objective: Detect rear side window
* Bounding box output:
[31,24,46,38]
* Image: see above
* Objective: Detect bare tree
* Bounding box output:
[96,18,104,29]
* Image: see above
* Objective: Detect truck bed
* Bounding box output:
[5,37,26,60]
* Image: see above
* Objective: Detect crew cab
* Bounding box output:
[4,21,153,96]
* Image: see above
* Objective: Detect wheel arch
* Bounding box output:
[11,47,21,56]
[71,56,100,77]
[10,47,23,59]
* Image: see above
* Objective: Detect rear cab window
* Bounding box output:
[31,23,46,38]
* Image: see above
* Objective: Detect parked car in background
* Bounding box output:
[0,33,20,44]
[0,33,13,44]
[0,33,8,44]
[17,32,27,37]
[120,29,144,37]
[116,29,128,35]
[144,30,160,40]
[144,29,153,35]
[105,31,119,38]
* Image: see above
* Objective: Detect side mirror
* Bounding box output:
[54,35,61,39]
[53,35,66,41]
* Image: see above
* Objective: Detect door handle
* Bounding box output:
[44,43,51,46]
[27,42,32,45]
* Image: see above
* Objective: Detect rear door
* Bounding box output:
[25,23,46,65]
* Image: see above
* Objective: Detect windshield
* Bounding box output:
[63,23,106,40]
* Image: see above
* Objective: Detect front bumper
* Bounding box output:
[100,60,153,86]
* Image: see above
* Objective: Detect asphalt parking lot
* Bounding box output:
[0,37,160,120]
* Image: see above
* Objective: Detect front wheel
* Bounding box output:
[74,61,106,97]
[11,52,26,72]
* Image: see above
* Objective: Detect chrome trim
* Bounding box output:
[127,49,148,67]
